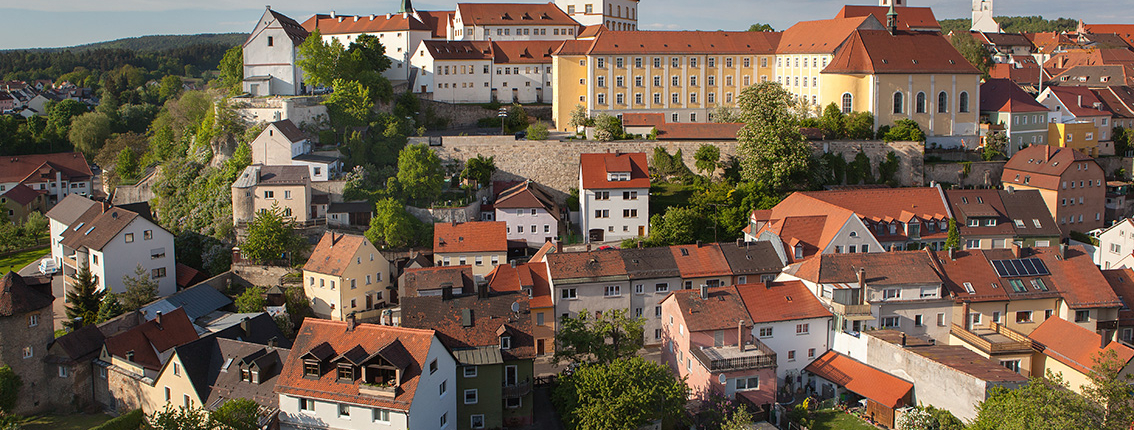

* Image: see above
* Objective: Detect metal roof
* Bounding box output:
[452,346,503,366]
[139,284,234,322]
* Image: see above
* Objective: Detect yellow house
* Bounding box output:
[552,31,778,131]
[434,221,509,280]
[98,308,200,414]
[303,232,393,321]
[1028,316,1134,394]
[1048,121,1102,157]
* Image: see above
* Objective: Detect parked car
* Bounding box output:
[38,259,58,276]
[514,131,527,140]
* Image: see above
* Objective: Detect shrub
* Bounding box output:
[91,409,144,430]
[526,121,550,140]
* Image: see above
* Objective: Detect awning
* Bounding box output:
[804,351,912,409]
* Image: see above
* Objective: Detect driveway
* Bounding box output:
[18,256,67,331]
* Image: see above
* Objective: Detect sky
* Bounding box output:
[0,0,1131,50]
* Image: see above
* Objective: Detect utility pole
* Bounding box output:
[498,107,508,136]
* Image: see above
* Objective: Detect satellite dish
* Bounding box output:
[511,302,520,313]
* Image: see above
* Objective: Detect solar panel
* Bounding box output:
[991,258,1050,277]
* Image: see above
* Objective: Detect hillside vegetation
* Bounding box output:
[938,16,1078,36]
[17,33,249,53]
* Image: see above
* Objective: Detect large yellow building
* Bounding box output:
[303,232,393,321]
[552,31,778,130]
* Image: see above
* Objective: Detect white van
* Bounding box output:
[38,259,58,276]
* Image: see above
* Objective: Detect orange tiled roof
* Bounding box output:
[545,249,627,280]
[736,280,831,324]
[416,10,454,39]
[104,308,199,371]
[798,187,951,224]
[582,30,779,55]
[0,152,92,184]
[577,24,607,39]
[980,79,1049,113]
[621,113,665,127]
[1036,246,1122,309]
[670,243,732,278]
[301,12,432,34]
[1045,86,1113,118]
[667,286,752,333]
[455,3,576,27]
[579,152,649,190]
[655,123,743,140]
[488,262,552,308]
[1030,316,1134,375]
[1082,24,1134,47]
[834,5,940,31]
[824,30,980,75]
[804,351,912,408]
[434,221,508,254]
[777,16,876,54]
[1001,145,1098,191]
[303,232,369,276]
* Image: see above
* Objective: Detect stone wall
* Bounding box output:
[112,166,162,205]
[311,180,348,203]
[1096,156,1134,177]
[232,265,296,288]
[231,96,328,129]
[924,161,1006,188]
[814,140,925,187]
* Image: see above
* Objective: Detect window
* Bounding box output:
[841,93,853,113]
[339,403,351,418]
[299,398,315,412]
[144,230,152,240]
[937,313,946,326]
[430,359,438,374]
[441,412,448,428]
[656,306,662,318]
[439,379,448,397]
[920,287,938,298]
[788,350,796,361]
[27,313,38,327]
[125,233,134,243]
[915,92,926,113]
[883,289,900,300]
[759,327,773,337]
[938,91,948,113]
[562,288,577,299]
[506,397,521,408]
[264,190,274,199]
[735,376,759,390]
[464,366,477,378]
[881,316,900,328]
[1015,311,1033,323]
[1030,279,1048,291]
[501,336,512,350]
[893,92,904,114]
[58,365,68,378]
[1075,310,1090,322]
[914,314,924,326]
[373,409,390,423]
[471,415,485,429]
[152,267,166,279]
[464,389,478,404]
[796,323,809,335]
[959,91,970,112]
[604,285,621,296]
[267,36,273,46]
[165,387,171,402]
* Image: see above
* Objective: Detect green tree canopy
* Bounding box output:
[325,78,374,132]
[297,30,393,103]
[555,308,644,365]
[218,45,244,95]
[527,120,550,140]
[748,23,775,31]
[235,286,266,313]
[819,103,847,139]
[68,111,113,155]
[568,104,588,132]
[846,111,875,139]
[693,144,721,176]
[984,130,1008,160]
[96,294,125,323]
[949,31,993,78]
[121,264,158,311]
[552,357,689,430]
[239,203,305,263]
[593,113,623,141]
[146,404,213,430]
[883,119,928,142]
[65,264,104,329]
[212,398,261,430]
[0,366,19,414]
[970,372,1098,430]
[396,144,444,204]
[736,82,811,191]
[461,155,496,188]
[364,198,431,249]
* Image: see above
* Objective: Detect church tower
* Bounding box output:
[971,0,1001,33]
[878,0,905,6]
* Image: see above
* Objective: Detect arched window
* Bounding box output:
[959,91,970,113]
[916,92,926,113]
[841,93,853,113]
[938,91,948,113]
[893,92,904,114]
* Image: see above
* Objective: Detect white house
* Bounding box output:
[410,40,558,103]
[249,119,341,181]
[243,7,310,96]
[448,3,580,41]
[0,152,94,206]
[554,0,638,30]
[738,281,833,387]
[1097,218,1134,269]
[46,195,177,297]
[275,319,457,430]
[579,152,649,243]
[494,180,562,245]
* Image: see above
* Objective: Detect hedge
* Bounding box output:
[91,409,144,430]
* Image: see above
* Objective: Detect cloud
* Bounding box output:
[644,23,682,30]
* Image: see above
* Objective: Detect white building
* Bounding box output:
[449,3,580,41]
[249,119,341,181]
[275,319,457,430]
[46,195,177,297]
[493,180,563,245]
[554,0,638,30]
[579,152,649,243]
[301,11,435,84]
[971,0,1000,33]
[738,281,834,386]
[410,40,558,103]
[1097,219,1134,269]
[243,7,310,96]
[0,152,94,206]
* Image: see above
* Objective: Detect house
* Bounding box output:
[448,3,579,42]
[249,119,342,181]
[0,152,94,206]
[979,79,1051,156]
[243,6,310,96]
[402,290,536,429]
[555,0,636,30]
[44,324,107,412]
[783,250,952,342]
[327,201,373,227]
[717,240,786,285]
[1,184,47,223]
[0,91,14,111]
[805,351,913,428]
[1102,268,1134,342]
[1094,219,1134,269]
[545,248,630,334]
[410,40,561,104]
[46,195,178,297]
[1000,145,1106,235]
[972,32,1034,62]
[671,242,734,290]
[274,318,457,430]
[578,152,649,242]
[232,165,328,225]
[301,9,434,84]
[944,188,1061,249]
[487,261,555,356]
[736,281,832,388]
[164,337,290,427]
[96,308,201,414]
[834,4,942,32]
[400,265,476,298]
[0,272,56,415]
[302,232,393,321]
[989,55,1046,89]
[493,181,563,246]
[1028,316,1134,394]
[660,285,778,411]
[619,246,682,346]
[433,221,508,280]
[552,31,778,130]
[1037,86,1115,156]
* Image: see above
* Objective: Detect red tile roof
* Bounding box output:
[104,307,199,371]
[275,319,436,411]
[0,152,92,184]
[175,263,205,289]
[736,280,831,324]
[655,123,743,140]
[777,16,875,54]
[989,56,1044,86]
[491,40,563,64]
[415,10,454,39]
[670,243,732,278]
[301,12,431,34]
[401,292,534,360]
[488,262,552,308]
[434,221,508,254]
[1082,24,1134,47]
[824,30,980,75]
[667,286,752,333]
[545,249,627,280]
[267,119,308,143]
[1001,145,1099,191]
[1,184,42,206]
[402,266,475,297]
[303,232,370,276]
[980,79,1050,113]
[577,24,606,39]
[1029,316,1134,375]
[58,204,142,252]
[799,187,951,224]
[1036,245,1122,309]
[581,30,780,55]
[792,250,942,287]
[833,5,940,31]
[1045,86,1113,118]
[804,351,912,408]
[0,272,54,316]
[455,3,576,27]
[621,113,665,128]
[579,152,649,190]
[928,249,1010,302]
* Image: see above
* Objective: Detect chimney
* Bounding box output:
[737,320,746,352]
[948,246,955,261]
[1060,243,1067,258]
[268,337,278,348]
[1078,95,1083,108]
[856,267,866,296]
[346,312,357,331]
[1044,145,1051,162]
[1102,329,1112,349]
[101,201,110,213]
[510,259,517,268]
[478,282,489,299]
[962,301,972,331]
[1011,242,1022,258]
[556,242,564,253]
[330,10,336,18]
[900,332,907,347]
[700,285,709,299]
[737,238,744,247]
[155,311,163,330]
[126,350,135,362]
[696,240,703,248]
[586,244,592,251]
[442,285,454,300]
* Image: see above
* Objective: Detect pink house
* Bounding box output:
[660,285,777,410]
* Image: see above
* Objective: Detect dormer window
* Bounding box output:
[501,335,512,350]
[607,172,630,181]
[337,363,356,382]
[794,244,803,259]
[304,360,321,377]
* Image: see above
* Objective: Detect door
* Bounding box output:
[505,365,518,386]
[250,84,259,96]
[537,339,546,355]
[366,293,373,310]
[638,226,645,236]
[589,229,604,242]
[512,88,519,104]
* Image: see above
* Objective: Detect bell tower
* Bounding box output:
[878,0,905,6]
[971,0,1001,33]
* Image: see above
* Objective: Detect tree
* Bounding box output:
[325,78,373,131]
[568,104,588,132]
[878,151,900,185]
[121,264,158,311]
[693,144,721,176]
[984,130,1007,161]
[212,398,261,430]
[396,144,444,204]
[711,104,741,123]
[552,357,689,430]
[0,366,20,414]
[67,111,112,155]
[736,81,811,191]
[555,308,644,365]
[21,212,47,245]
[240,203,305,263]
[819,103,847,139]
[593,114,622,141]
[846,111,875,139]
[1082,349,1134,430]
[296,30,393,103]
[96,294,125,323]
[46,99,88,137]
[235,287,266,313]
[748,23,774,31]
[949,31,993,78]
[365,198,430,248]
[115,147,139,182]
[65,264,104,329]
[146,404,213,430]
[218,45,244,95]
[461,155,496,188]
[527,120,550,140]
[1114,126,1131,156]
[970,373,1098,430]
[883,119,927,142]
[296,29,345,89]
[897,405,962,430]
[158,75,183,102]
[644,206,708,247]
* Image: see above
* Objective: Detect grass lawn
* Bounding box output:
[650,182,697,215]
[22,413,114,430]
[0,247,49,274]
[809,409,879,430]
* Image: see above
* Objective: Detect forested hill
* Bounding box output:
[938,16,1078,36]
[17,33,249,53]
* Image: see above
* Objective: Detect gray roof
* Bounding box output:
[1000,189,1062,238]
[452,346,503,366]
[719,241,785,275]
[232,165,310,188]
[139,284,233,322]
[328,201,374,214]
[45,193,100,225]
[232,166,260,189]
[174,336,290,417]
[620,247,680,279]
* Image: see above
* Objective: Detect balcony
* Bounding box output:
[831,301,872,319]
[502,378,532,398]
[359,383,397,398]
[950,322,1034,355]
[1097,320,1119,331]
[690,335,777,372]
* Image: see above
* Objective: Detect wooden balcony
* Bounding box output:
[359,383,397,398]
[1097,320,1119,331]
[831,302,872,317]
[950,322,1034,355]
[502,378,532,398]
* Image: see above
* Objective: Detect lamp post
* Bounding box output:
[498,107,508,136]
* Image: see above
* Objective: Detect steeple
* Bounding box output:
[399,0,414,14]
[886,2,898,35]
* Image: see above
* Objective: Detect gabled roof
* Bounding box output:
[1030,316,1134,375]
[487,262,552,308]
[1093,86,1134,119]
[792,250,941,286]
[718,241,785,275]
[1035,245,1122,309]
[495,180,559,219]
[268,9,310,45]
[929,248,1053,302]
[798,187,952,224]
[104,307,199,371]
[275,319,436,411]
[980,79,1050,113]
[1044,85,1113,117]
[139,283,233,323]
[304,232,371,276]
[49,324,105,362]
[455,3,576,27]
[416,10,455,39]
[2,184,42,206]
[824,30,981,75]
[1002,145,1098,190]
[301,12,431,34]
[491,40,562,64]
[581,30,779,55]
[579,152,649,190]
[1082,24,1134,47]
[58,202,146,252]
[805,351,912,408]
[945,189,1016,237]
[974,31,1034,47]
[402,266,476,297]
[619,247,680,279]
[174,336,290,412]
[736,280,831,324]
[0,272,54,316]
[0,152,92,184]
[834,5,940,31]
[577,24,606,39]
[655,123,744,140]
[1051,65,1134,87]
[621,113,665,128]
[267,119,307,143]
[999,189,1062,238]
[402,291,534,361]
[433,221,508,254]
[670,243,732,278]
[666,286,752,333]
[545,249,627,281]
[777,16,878,54]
